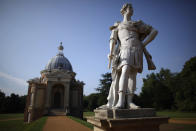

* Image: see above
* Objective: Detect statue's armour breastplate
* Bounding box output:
[118,22,139,41]
[118,22,138,32]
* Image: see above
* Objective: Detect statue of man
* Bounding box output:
[104,3,158,109]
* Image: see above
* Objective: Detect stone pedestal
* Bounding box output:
[87,108,168,131]
[94,108,156,119]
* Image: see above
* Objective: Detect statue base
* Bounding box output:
[87,108,168,131]
[94,108,156,119]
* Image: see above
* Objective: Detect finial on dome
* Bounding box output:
[58,42,64,51]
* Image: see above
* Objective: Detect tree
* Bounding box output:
[0,90,5,112]
[175,56,196,111]
[139,68,175,110]
[84,93,100,111]
[0,90,26,113]
[83,73,112,111]
[96,73,112,96]
[83,95,89,111]
[139,57,196,111]
[95,73,112,105]
[83,56,196,111]
[5,93,21,113]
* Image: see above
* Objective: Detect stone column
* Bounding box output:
[64,85,67,109]
[28,85,36,123]
[30,86,36,106]
[45,83,52,111]
[64,82,70,114]
[27,112,31,123]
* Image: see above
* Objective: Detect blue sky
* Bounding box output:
[0,0,196,96]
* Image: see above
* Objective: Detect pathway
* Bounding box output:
[169,118,196,125]
[43,116,92,131]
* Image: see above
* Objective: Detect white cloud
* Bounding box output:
[0,72,28,95]
[0,72,27,87]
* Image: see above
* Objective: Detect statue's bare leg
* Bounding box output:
[126,70,139,109]
[115,65,130,108]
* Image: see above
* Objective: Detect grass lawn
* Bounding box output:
[25,116,47,131]
[0,113,47,131]
[157,111,196,118]
[83,112,94,117]
[172,124,196,131]
[0,113,24,120]
[68,116,93,130]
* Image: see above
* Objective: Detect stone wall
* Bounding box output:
[69,81,83,118]
[24,83,46,123]
[24,86,31,122]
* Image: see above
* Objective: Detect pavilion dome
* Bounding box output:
[45,42,73,72]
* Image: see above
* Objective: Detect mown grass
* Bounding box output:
[83,112,94,117]
[25,116,47,131]
[0,119,28,131]
[0,113,47,131]
[0,113,24,120]
[157,111,196,131]
[157,111,196,118]
[164,123,196,131]
[68,116,93,130]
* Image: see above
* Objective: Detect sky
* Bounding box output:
[0,0,196,96]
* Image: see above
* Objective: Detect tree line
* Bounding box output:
[0,56,195,113]
[0,91,26,113]
[83,56,196,111]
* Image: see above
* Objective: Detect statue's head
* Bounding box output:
[120,3,133,16]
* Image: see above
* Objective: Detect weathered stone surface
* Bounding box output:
[88,108,168,131]
[94,108,156,119]
[87,116,169,131]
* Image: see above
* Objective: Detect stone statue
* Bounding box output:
[88,4,168,131]
[100,3,158,109]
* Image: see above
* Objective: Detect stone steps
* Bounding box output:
[49,109,66,116]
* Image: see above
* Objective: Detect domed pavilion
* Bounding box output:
[24,43,84,123]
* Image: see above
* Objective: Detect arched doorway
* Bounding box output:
[54,92,61,108]
[51,84,64,109]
